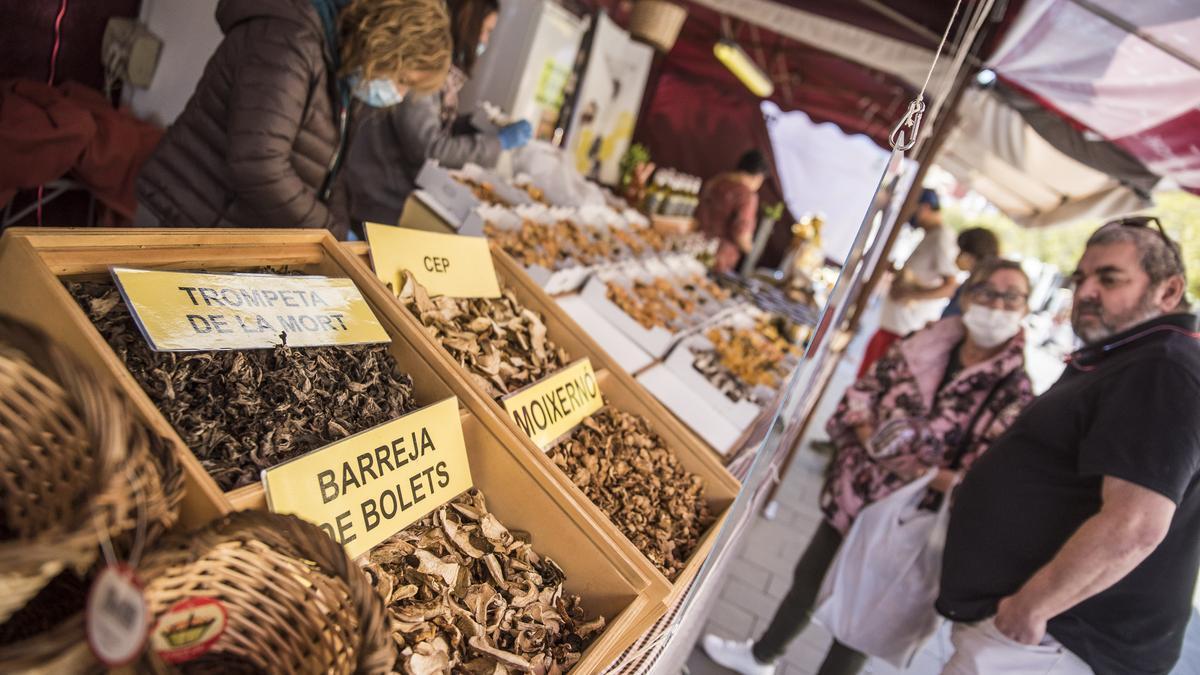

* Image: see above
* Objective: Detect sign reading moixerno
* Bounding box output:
[262,397,472,558]
[110,267,391,351]
[502,359,604,450]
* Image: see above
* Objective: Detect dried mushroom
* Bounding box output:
[68,282,417,491]
[547,408,710,578]
[608,228,646,257]
[458,177,513,207]
[485,221,568,271]
[398,275,568,399]
[604,278,700,331]
[692,318,802,404]
[365,490,603,673]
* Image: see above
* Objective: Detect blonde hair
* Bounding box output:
[339,0,452,95]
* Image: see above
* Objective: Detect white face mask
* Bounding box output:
[962,305,1023,349]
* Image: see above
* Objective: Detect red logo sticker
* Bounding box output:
[150,597,228,664]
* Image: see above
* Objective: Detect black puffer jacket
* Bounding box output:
[136,0,349,237]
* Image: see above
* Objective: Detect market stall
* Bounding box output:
[4,0,1196,673]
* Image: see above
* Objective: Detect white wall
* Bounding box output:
[127,0,222,126]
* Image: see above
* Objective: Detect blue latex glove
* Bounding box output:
[498,120,532,150]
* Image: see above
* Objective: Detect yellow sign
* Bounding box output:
[110,267,390,352]
[502,359,604,450]
[262,397,472,558]
[366,222,501,298]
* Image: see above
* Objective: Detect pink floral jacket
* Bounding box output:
[820,317,1034,534]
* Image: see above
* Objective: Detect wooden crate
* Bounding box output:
[0,227,668,667]
[344,241,741,597]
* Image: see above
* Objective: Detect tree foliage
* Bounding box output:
[944,191,1200,299]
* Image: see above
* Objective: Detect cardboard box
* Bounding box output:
[636,364,745,456]
[398,190,485,237]
[663,333,763,430]
[578,273,685,359]
[554,294,655,375]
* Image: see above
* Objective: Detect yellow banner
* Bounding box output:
[502,359,604,450]
[366,222,501,298]
[110,267,390,352]
[262,397,473,558]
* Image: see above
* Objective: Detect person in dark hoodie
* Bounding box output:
[136,0,452,238]
[342,0,533,227]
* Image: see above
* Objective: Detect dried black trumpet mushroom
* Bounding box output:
[398,274,568,400]
[547,408,710,579]
[68,282,417,491]
[364,490,604,674]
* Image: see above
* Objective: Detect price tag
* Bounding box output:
[502,359,604,450]
[366,223,501,299]
[87,564,149,667]
[110,268,391,352]
[150,597,228,665]
[262,397,473,558]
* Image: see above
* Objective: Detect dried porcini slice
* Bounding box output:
[398,274,569,399]
[67,281,417,491]
[365,490,603,673]
[546,408,711,579]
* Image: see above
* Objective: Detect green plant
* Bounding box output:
[761,201,785,222]
[619,143,652,188]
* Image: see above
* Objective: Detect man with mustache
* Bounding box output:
[935,217,1198,675]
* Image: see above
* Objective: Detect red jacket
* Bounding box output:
[0,79,162,221]
[695,174,758,273]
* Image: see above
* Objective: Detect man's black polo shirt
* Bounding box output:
[937,312,1200,675]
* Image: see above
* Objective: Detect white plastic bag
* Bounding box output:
[812,469,949,667]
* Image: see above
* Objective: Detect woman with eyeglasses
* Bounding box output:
[703,257,1037,675]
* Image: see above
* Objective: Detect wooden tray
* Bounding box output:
[344,242,740,597]
[0,227,667,669]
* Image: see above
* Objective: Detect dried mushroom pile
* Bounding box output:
[609,228,647,256]
[69,282,417,491]
[693,319,801,404]
[555,222,617,265]
[604,278,697,331]
[548,409,710,578]
[399,275,568,399]
[484,221,569,271]
[680,274,731,302]
[364,490,604,674]
[459,177,515,207]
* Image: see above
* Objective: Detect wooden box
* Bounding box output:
[345,241,741,597]
[0,229,668,666]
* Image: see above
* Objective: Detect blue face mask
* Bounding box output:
[348,74,405,108]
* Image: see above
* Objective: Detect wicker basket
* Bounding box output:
[629,0,687,52]
[0,315,184,672]
[135,511,394,674]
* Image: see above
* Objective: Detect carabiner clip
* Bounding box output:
[890,97,926,151]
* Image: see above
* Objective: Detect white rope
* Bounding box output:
[916,0,967,101]
[915,0,997,155]
[890,0,976,151]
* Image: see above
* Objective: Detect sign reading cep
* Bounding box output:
[110,267,390,352]
[262,397,472,558]
[366,222,501,298]
[502,358,604,450]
